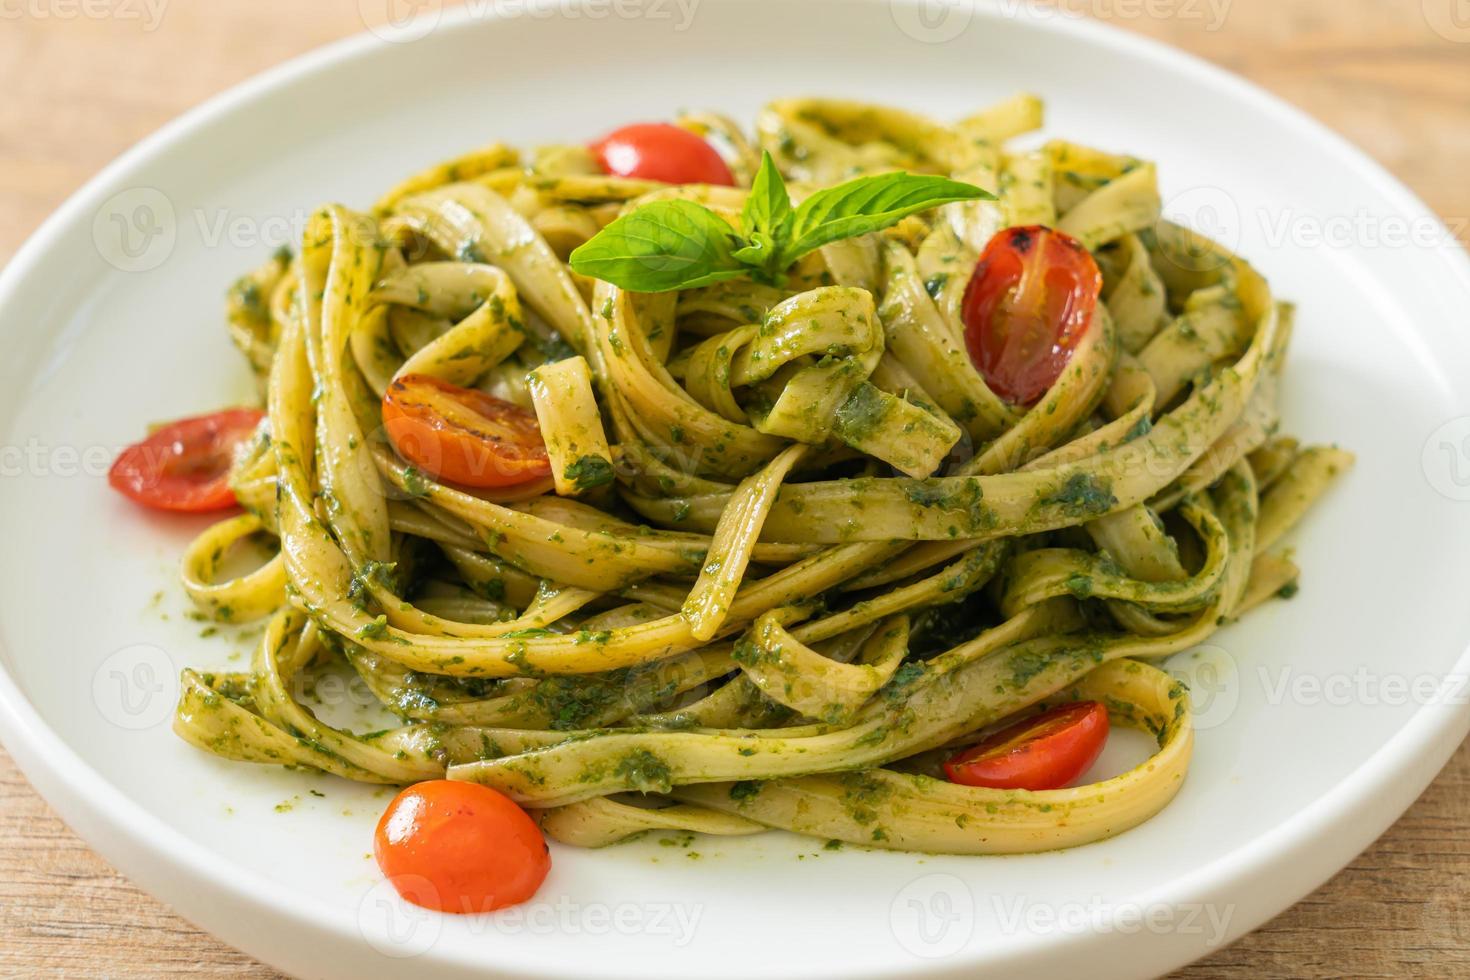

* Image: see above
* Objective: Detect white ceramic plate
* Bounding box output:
[3,2,1470,977]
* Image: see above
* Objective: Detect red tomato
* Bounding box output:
[374,780,550,914]
[943,700,1109,791]
[961,225,1103,406]
[108,408,264,513]
[590,123,735,186]
[382,374,551,488]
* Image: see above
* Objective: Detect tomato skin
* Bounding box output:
[961,225,1102,406]
[374,780,550,914]
[590,123,735,186]
[382,374,551,488]
[943,700,1110,791]
[108,408,264,513]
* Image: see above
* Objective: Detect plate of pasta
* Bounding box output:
[2,2,1469,978]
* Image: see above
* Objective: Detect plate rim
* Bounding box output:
[1,2,1468,976]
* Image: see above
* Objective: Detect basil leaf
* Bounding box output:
[735,152,795,279]
[782,172,993,263]
[569,166,991,293]
[740,152,793,249]
[569,199,748,292]
[731,230,779,274]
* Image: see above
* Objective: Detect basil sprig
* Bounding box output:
[568,152,993,292]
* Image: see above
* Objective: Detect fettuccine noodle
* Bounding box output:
[174,95,1351,855]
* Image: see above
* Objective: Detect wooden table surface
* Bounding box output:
[1,1,1468,976]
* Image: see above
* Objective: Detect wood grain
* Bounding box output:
[0,1,1466,976]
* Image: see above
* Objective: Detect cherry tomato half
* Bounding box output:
[108,408,264,513]
[375,780,550,914]
[943,700,1110,791]
[590,123,735,186]
[382,374,551,488]
[962,225,1103,406]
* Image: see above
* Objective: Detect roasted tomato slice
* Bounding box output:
[108,408,264,512]
[590,122,735,186]
[374,780,550,914]
[943,700,1110,791]
[382,373,550,488]
[961,225,1103,406]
